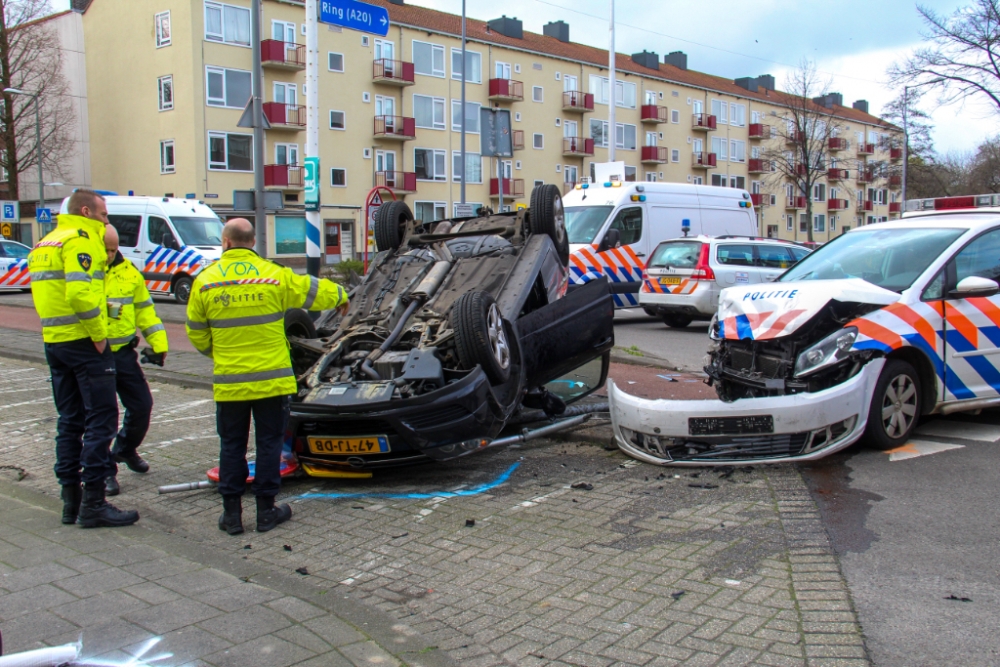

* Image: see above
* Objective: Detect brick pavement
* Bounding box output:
[0,352,872,667]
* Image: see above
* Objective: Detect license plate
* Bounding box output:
[689,416,774,436]
[307,436,390,455]
[659,276,682,285]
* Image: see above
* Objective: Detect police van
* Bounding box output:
[59,196,225,304]
[562,169,757,308]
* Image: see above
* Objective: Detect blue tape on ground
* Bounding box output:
[294,462,521,501]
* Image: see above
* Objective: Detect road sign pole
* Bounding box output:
[305,0,322,277]
[251,0,268,257]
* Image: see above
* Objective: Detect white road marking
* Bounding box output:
[887,439,965,461]
[915,420,1000,443]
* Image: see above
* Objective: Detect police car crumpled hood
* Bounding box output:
[716,278,901,340]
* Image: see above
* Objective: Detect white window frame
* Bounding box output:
[711,136,728,161]
[327,52,344,72]
[207,131,253,172]
[729,139,746,163]
[812,183,826,202]
[616,123,636,150]
[273,81,297,105]
[533,133,544,149]
[157,75,173,111]
[451,99,481,133]
[205,66,252,109]
[451,47,482,84]
[532,86,544,103]
[786,214,794,231]
[204,1,250,47]
[330,167,347,187]
[495,61,512,79]
[670,109,680,123]
[412,40,445,78]
[271,20,295,44]
[413,94,446,130]
[159,140,175,174]
[451,151,482,184]
[814,214,826,232]
[730,103,746,127]
[155,11,171,48]
[590,119,609,147]
[329,110,346,130]
[564,164,578,184]
[615,80,636,109]
[414,201,447,222]
[274,142,299,165]
[711,99,728,124]
[671,148,680,162]
[414,147,447,182]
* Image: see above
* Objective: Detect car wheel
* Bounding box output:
[452,290,512,384]
[284,308,317,339]
[529,183,569,266]
[662,314,692,328]
[642,307,657,317]
[173,275,193,305]
[865,359,920,450]
[374,201,413,252]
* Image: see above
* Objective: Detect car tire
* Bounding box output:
[529,183,569,266]
[173,275,193,305]
[452,290,512,384]
[642,307,657,317]
[284,308,317,339]
[662,314,692,328]
[374,201,413,252]
[865,359,921,450]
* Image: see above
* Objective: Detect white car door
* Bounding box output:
[714,242,760,288]
[107,213,145,271]
[754,244,795,283]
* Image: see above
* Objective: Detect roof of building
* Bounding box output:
[10,9,72,31]
[370,0,898,131]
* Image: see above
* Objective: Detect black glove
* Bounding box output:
[140,347,165,367]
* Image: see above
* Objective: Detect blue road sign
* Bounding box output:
[36,208,52,223]
[319,0,389,37]
[1,201,18,222]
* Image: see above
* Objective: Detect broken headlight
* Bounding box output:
[708,314,721,340]
[793,326,858,378]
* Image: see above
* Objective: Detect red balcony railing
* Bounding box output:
[375,171,417,193]
[750,193,769,207]
[372,59,415,85]
[890,147,904,160]
[857,143,875,156]
[827,198,849,210]
[828,137,849,151]
[889,202,902,213]
[263,164,303,188]
[888,174,902,186]
[827,167,849,181]
[785,129,805,144]
[563,137,594,156]
[489,79,523,101]
[857,199,874,212]
[856,170,874,184]
[562,91,594,112]
[786,196,807,209]
[512,130,525,151]
[641,145,668,163]
[262,102,305,128]
[692,151,717,168]
[794,163,808,176]
[261,40,305,69]
[490,178,525,198]
[373,115,416,140]
[748,158,771,174]
[749,123,772,140]
[641,105,669,123]
[692,113,717,131]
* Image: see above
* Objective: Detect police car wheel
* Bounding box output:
[374,201,413,252]
[173,276,193,305]
[662,314,692,329]
[529,184,569,266]
[865,359,921,450]
[452,290,512,385]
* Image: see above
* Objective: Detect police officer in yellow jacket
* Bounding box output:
[185,219,347,535]
[103,224,168,495]
[29,189,139,528]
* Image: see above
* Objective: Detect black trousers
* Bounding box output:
[111,346,154,472]
[215,395,289,498]
[44,338,118,486]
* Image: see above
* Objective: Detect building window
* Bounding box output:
[624,165,637,181]
[588,75,636,108]
[711,99,728,124]
[204,1,250,46]
[157,75,173,111]
[729,139,746,163]
[692,176,703,185]
[330,168,346,187]
[670,109,680,123]
[155,11,171,47]
[495,61,512,79]
[413,94,445,130]
[452,151,482,183]
[711,137,728,160]
[814,214,826,232]
[413,40,445,77]
[671,148,680,162]
[590,119,608,147]
[730,103,746,127]
[451,48,481,83]
[565,165,578,183]
[414,201,446,223]
[328,52,344,72]
[275,143,298,165]
[208,131,252,171]
[616,123,636,150]
[532,86,544,102]
[812,183,826,202]
[786,215,794,231]
[414,148,446,181]
[274,82,297,105]
[451,100,481,133]
[159,140,175,174]
[205,66,251,108]
[531,133,544,149]
[329,110,345,130]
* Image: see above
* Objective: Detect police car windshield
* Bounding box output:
[171,217,224,246]
[565,206,613,244]
[779,227,965,292]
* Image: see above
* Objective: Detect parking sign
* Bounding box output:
[304,157,320,211]
[1,201,18,223]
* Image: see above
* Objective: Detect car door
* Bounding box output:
[107,213,144,271]
[594,205,646,306]
[516,277,614,389]
[754,244,795,283]
[938,228,1000,401]
[714,242,759,287]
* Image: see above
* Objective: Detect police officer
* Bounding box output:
[29,189,139,528]
[103,224,168,495]
[185,219,347,535]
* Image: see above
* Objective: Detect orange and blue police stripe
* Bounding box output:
[143,246,207,293]
[0,259,30,288]
[641,277,700,296]
[718,308,809,341]
[569,245,644,307]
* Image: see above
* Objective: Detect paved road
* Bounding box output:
[613,308,712,373]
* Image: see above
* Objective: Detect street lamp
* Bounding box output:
[3,87,44,224]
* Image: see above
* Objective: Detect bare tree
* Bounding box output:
[0,0,75,202]
[969,136,1000,191]
[888,0,1000,117]
[763,62,850,243]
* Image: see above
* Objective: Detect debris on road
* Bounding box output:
[670,590,686,600]
[283,544,293,551]
[295,567,309,576]
[571,482,593,490]
[465,519,475,527]
[944,595,972,602]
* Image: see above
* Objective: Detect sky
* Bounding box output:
[50,0,997,154]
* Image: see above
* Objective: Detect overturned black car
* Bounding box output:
[287,184,614,472]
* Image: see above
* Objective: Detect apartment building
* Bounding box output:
[74,0,903,261]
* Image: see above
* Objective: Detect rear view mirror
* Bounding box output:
[949,276,1000,299]
[598,228,621,253]
[162,232,179,250]
[543,354,609,404]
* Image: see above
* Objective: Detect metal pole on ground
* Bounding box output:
[251,0,267,257]
[460,0,467,206]
[608,0,616,162]
[305,0,321,276]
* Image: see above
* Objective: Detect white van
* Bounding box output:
[59,196,224,304]
[562,180,757,308]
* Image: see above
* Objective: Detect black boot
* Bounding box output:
[256,495,292,533]
[61,484,82,525]
[105,475,120,496]
[114,451,150,473]
[78,483,139,528]
[218,494,244,535]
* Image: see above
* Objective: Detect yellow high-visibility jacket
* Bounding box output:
[29,214,109,344]
[105,253,168,353]
[185,248,348,401]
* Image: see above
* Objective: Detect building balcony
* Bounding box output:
[827,198,849,210]
[641,145,668,163]
[263,164,303,189]
[828,137,849,151]
[261,40,305,70]
[563,137,594,157]
[857,199,874,212]
[749,123,772,140]
[827,167,849,181]
[794,163,808,176]
[372,59,415,86]
[785,130,805,144]
[890,147,904,161]
[512,130,525,151]
[786,196,807,210]
[490,178,525,198]
[375,171,417,194]
[562,91,594,113]
[856,170,874,185]
[489,78,524,102]
[750,193,770,208]
[692,152,717,169]
[373,115,416,141]
[641,105,669,123]
[888,174,902,186]
[748,158,772,174]
[262,102,305,130]
[692,113,717,131]
[889,202,902,213]
[857,143,875,156]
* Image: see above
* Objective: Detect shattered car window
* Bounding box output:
[779,228,965,293]
[648,241,701,268]
[565,206,612,244]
